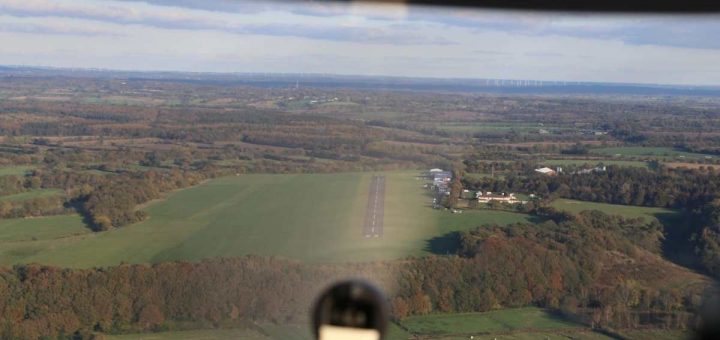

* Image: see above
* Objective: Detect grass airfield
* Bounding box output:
[0,172,533,268]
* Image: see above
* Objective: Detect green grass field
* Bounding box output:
[107,328,269,340]
[0,172,535,267]
[592,146,714,159]
[550,199,675,221]
[0,214,89,242]
[467,331,614,339]
[106,322,407,340]
[399,308,580,335]
[436,122,572,134]
[618,329,688,340]
[104,308,615,340]
[394,307,613,339]
[0,189,63,202]
[105,311,683,340]
[0,165,34,176]
[542,159,648,168]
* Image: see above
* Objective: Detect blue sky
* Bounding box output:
[0,0,719,85]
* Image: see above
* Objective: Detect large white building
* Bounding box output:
[476,191,522,204]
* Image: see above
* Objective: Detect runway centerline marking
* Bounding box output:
[363,175,385,239]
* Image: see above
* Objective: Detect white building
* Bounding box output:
[476,192,523,204]
[534,167,557,176]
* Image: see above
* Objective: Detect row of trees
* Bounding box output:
[0,196,69,219]
[691,199,720,278]
[464,166,720,209]
[0,175,39,197]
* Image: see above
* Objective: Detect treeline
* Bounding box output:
[0,211,710,339]
[463,158,531,174]
[691,199,720,279]
[0,167,206,229]
[0,196,70,219]
[464,166,720,209]
[0,175,34,196]
[82,170,206,230]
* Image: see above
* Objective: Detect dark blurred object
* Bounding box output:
[313,0,720,12]
[312,280,389,340]
[693,290,720,340]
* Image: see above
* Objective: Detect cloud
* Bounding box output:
[394,8,720,50]
[0,22,90,36]
[523,51,564,57]
[473,49,511,55]
[250,24,454,45]
[0,0,451,45]
[3,0,720,49]
[0,15,122,36]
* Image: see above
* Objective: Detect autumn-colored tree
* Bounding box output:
[138,305,165,330]
[391,297,409,319]
[92,214,113,231]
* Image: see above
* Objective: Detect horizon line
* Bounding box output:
[1,63,719,89]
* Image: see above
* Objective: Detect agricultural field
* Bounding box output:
[0,172,534,267]
[103,312,684,340]
[107,324,313,340]
[550,199,676,221]
[435,123,576,136]
[617,329,689,340]
[0,165,34,176]
[0,188,63,202]
[107,328,270,340]
[591,146,714,160]
[395,307,610,339]
[105,317,409,340]
[104,308,612,340]
[663,162,716,169]
[0,214,88,242]
[541,159,648,168]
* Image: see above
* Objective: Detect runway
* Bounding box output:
[363,175,385,238]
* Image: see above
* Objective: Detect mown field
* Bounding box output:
[592,146,714,159]
[0,214,88,242]
[541,159,648,168]
[107,328,272,340]
[0,165,34,176]
[0,188,63,202]
[107,323,313,340]
[0,172,534,267]
[550,199,676,221]
[395,308,618,339]
[435,122,573,134]
[107,308,616,340]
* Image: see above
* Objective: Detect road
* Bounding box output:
[363,175,385,238]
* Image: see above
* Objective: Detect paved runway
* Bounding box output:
[363,175,385,238]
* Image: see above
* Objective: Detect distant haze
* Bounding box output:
[0,0,719,85]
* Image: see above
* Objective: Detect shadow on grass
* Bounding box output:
[656,210,705,271]
[527,214,548,224]
[425,231,461,255]
[424,213,546,256]
[65,198,97,232]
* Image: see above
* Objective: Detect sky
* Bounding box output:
[0,0,719,85]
